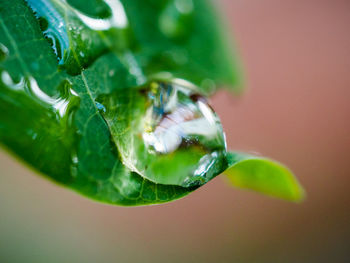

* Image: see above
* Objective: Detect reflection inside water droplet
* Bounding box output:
[143,81,225,155]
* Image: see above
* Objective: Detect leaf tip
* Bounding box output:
[224,153,306,203]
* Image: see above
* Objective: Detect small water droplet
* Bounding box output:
[31,131,38,140]
[70,149,79,178]
[1,70,26,91]
[108,69,115,77]
[159,0,194,39]
[25,0,131,75]
[0,43,9,61]
[67,0,112,19]
[26,0,69,64]
[175,0,194,14]
[1,70,79,120]
[122,52,146,85]
[0,69,80,177]
[95,101,106,113]
[54,79,80,119]
[69,0,128,30]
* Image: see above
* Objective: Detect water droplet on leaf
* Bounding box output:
[0,71,80,177]
[66,0,112,19]
[1,70,79,121]
[26,0,70,64]
[0,43,9,61]
[25,0,131,75]
[95,101,106,113]
[1,71,26,91]
[70,0,128,30]
[159,0,194,39]
[97,80,227,187]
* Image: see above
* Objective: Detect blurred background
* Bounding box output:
[1,0,349,262]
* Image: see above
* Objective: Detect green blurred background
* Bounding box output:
[1,0,349,262]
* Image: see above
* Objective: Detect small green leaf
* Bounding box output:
[224,152,305,202]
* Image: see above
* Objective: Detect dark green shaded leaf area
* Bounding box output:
[0,0,304,205]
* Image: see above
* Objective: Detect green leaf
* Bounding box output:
[224,152,305,202]
[0,0,240,206]
[0,0,304,206]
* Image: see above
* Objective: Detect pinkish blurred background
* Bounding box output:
[1,0,349,262]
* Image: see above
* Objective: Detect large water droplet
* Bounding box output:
[97,80,226,187]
